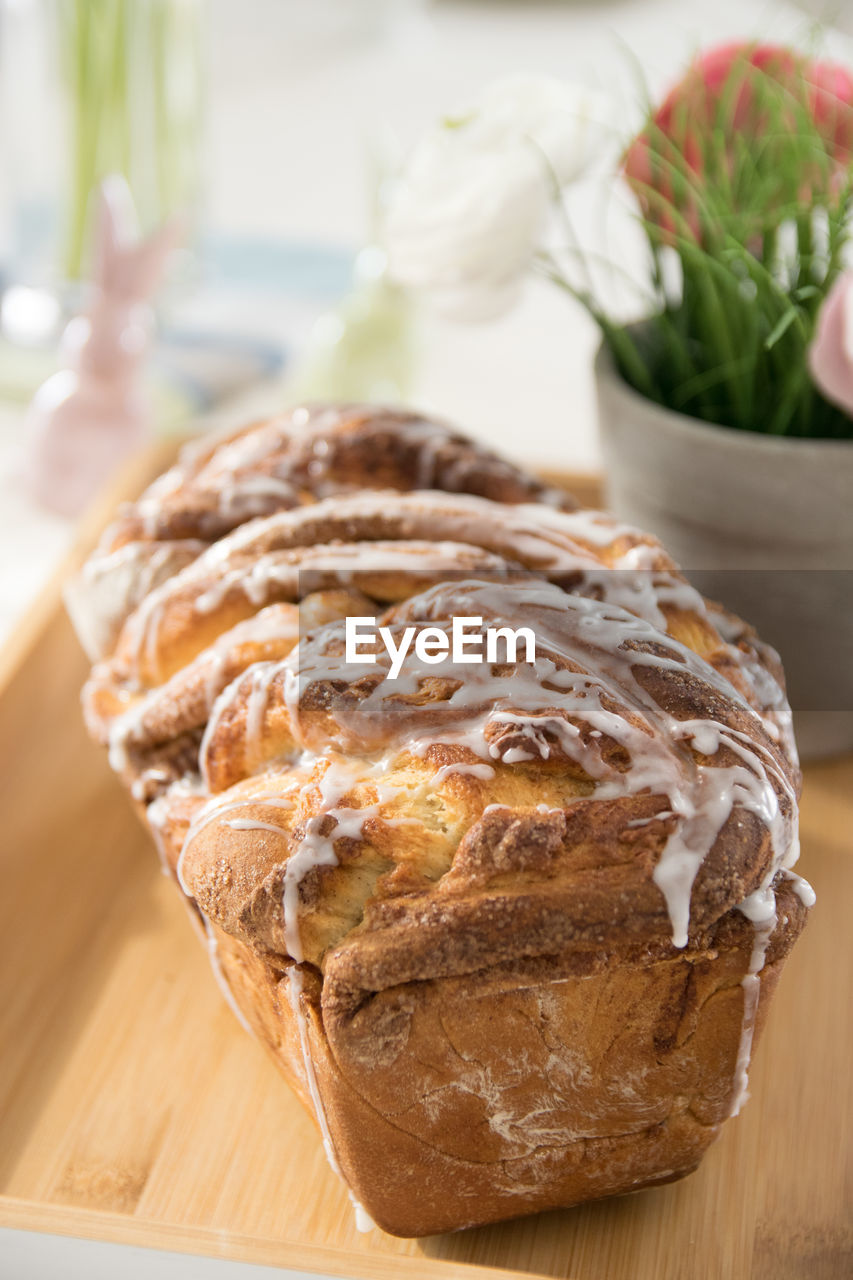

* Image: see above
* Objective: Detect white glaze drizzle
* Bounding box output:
[90,409,814,1229]
[781,866,816,908]
[730,883,778,1116]
[186,569,813,1156]
[285,965,374,1230]
[117,488,662,674]
[728,860,815,1116]
[203,578,802,956]
[118,491,792,783]
[286,964,344,1174]
[176,791,297,895]
[115,475,813,1217]
[146,776,205,874]
[105,606,301,775]
[202,916,255,1035]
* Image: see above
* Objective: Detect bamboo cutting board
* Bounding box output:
[0,451,850,1280]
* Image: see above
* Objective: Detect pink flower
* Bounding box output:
[809,271,853,418]
[624,42,853,241]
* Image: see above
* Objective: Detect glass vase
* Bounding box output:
[0,0,204,327]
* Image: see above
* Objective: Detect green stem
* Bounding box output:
[60,0,201,280]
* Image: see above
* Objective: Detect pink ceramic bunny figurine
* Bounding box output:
[25,175,181,516]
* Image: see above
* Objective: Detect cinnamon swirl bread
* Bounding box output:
[70,404,813,1237]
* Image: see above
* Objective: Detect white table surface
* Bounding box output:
[1,0,848,1274]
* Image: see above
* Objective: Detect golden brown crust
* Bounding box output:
[209,875,806,1235]
[101,404,576,552]
[71,403,811,1236]
[175,569,796,973]
[76,406,575,666]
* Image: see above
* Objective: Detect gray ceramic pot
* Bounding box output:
[595,342,853,760]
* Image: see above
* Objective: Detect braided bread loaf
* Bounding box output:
[72,404,812,1237]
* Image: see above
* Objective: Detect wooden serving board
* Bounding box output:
[0,451,850,1280]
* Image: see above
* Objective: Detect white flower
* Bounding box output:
[473,73,611,186]
[384,73,611,321]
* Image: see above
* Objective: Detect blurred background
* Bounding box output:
[0,0,851,644]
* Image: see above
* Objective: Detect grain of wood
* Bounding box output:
[0,456,849,1278]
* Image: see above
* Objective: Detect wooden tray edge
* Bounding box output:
[0,1196,541,1280]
